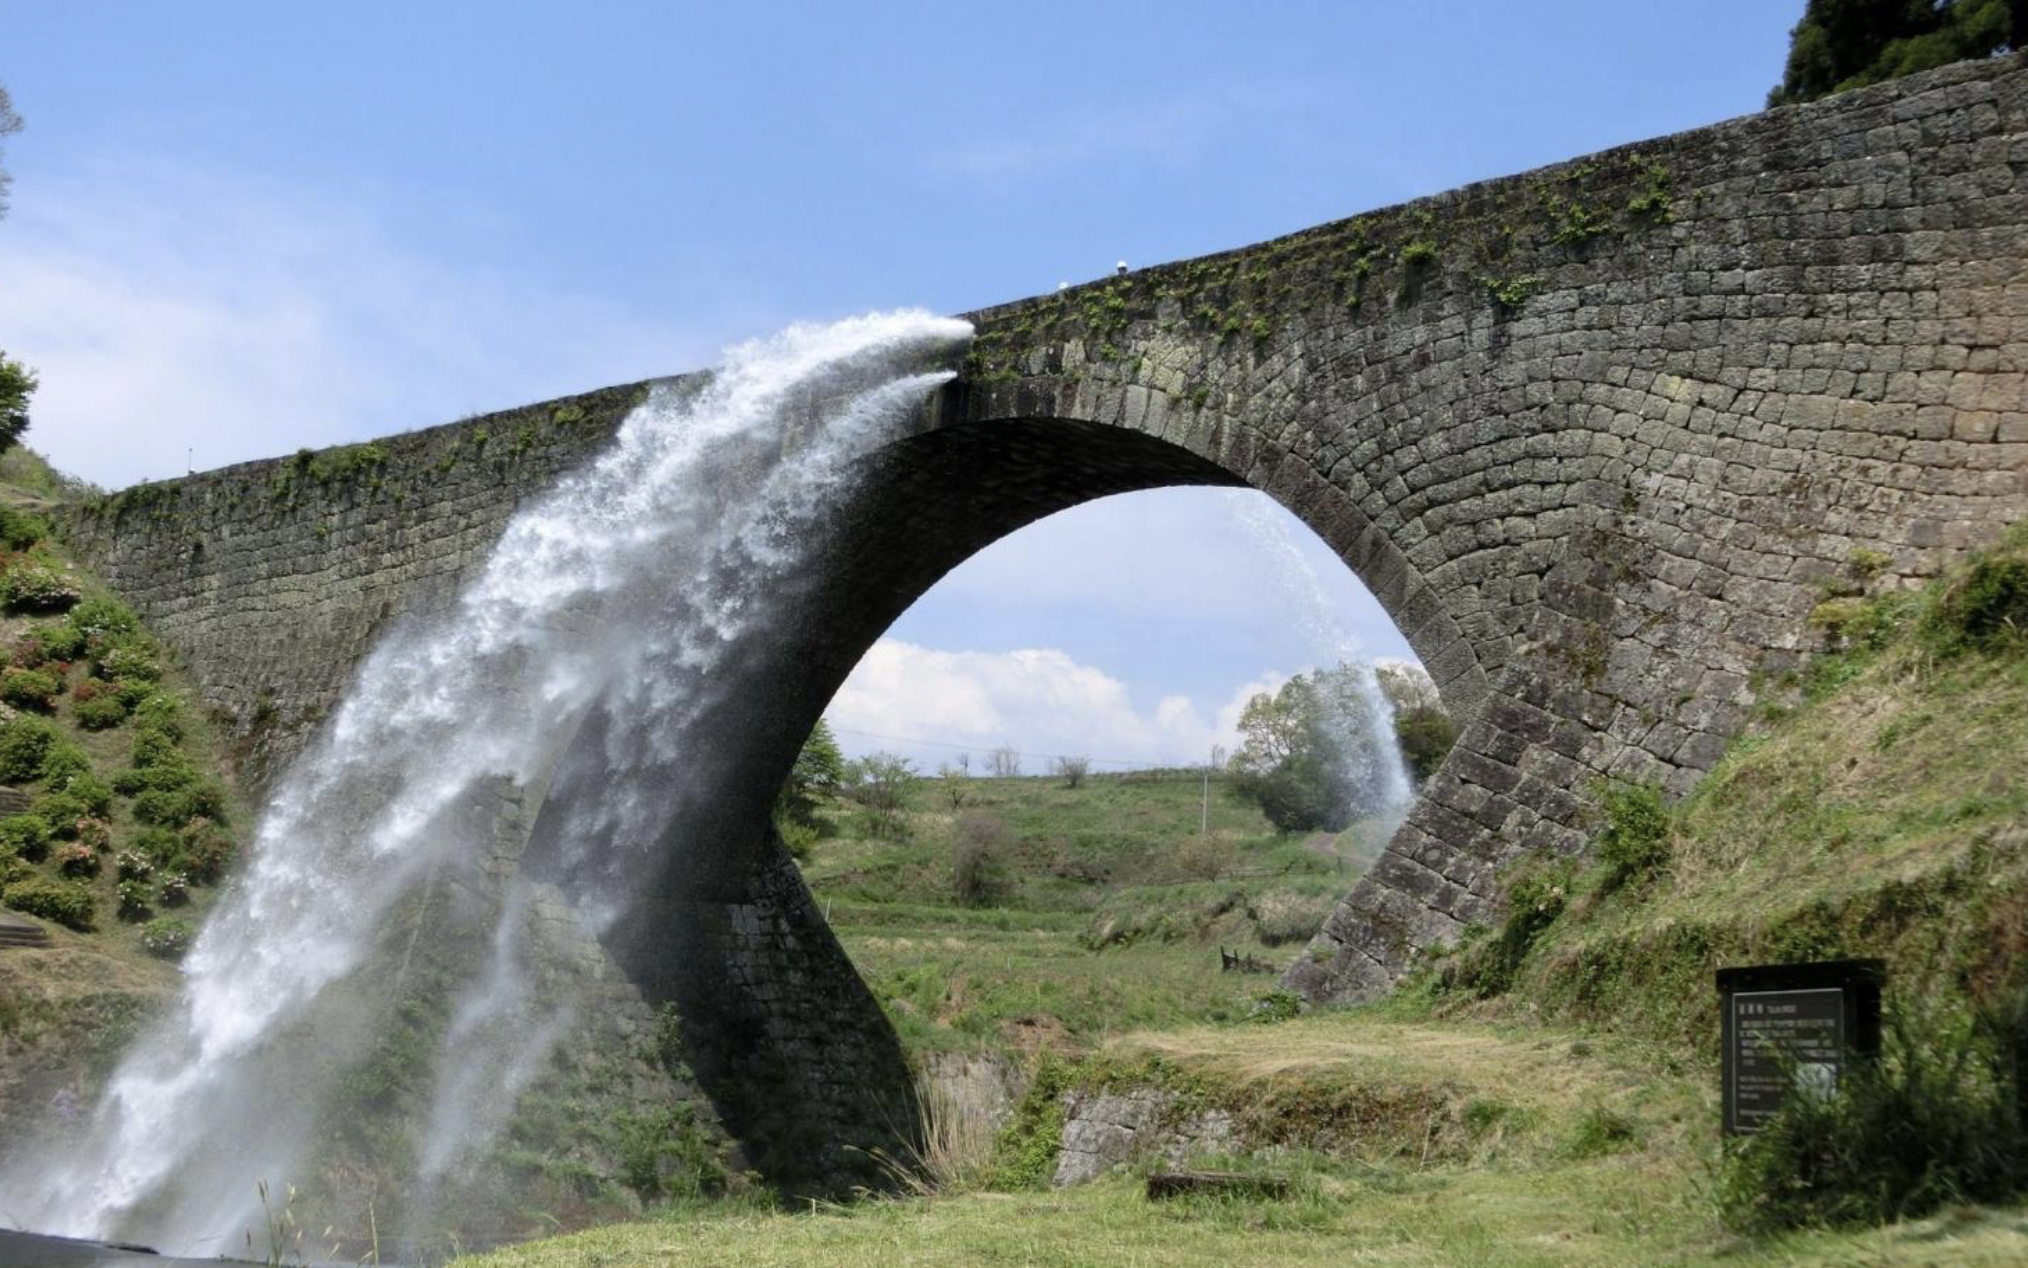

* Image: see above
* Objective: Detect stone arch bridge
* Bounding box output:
[57,59,2027,1191]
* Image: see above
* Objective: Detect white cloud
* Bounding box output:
[0,161,720,489]
[827,638,1283,771]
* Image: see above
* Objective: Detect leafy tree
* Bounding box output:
[1229,665,1397,833]
[845,751,914,838]
[1394,706,1458,784]
[0,352,34,455]
[0,82,20,219]
[774,717,844,832]
[1768,0,2019,107]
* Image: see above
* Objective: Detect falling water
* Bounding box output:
[0,311,972,1254]
[1222,490,1413,822]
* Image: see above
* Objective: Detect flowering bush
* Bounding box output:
[73,817,112,851]
[115,849,153,880]
[157,872,189,907]
[1,561,82,613]
[0,667,60,711]
[55,840,98,878]
[116,878,152,921]
[139,915,191,958]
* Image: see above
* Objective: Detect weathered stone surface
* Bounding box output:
[49,57,2028,1175]
[1054,1089,1238,1187]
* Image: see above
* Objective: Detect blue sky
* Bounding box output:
[0,1,1802,768]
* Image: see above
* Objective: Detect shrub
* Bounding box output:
[1594,782,1671,892]
[67,596,139,641]
[0,814,49,861]
[115,849,153,880]
[157,872,189,906]
[1716,994,2028,1233]
[139,916,192,959]
[73,816,111,850]
[74,695,131,731]
[0,716,55,783]
[32,792,92,838]
[116,878,153,921]
[93,640,160,683]
[0,666,60,711]
[1,877,95,930]
[776,817,818,861]
[50,771,114,818]
[130,725,184,771]
[0,505,49,551]
[950,812,1012,907]
[55,840,98,878]
[1249,989,1303,1024]
[8,634,46,669]
[1,561,82,613]
[31,622,86,663]
[131,693,183,740]
[1446,858,1572,998]
[1923,554,2028,657]
[131,826,182,867]
[183,828,233,883]
[38,741,93,788]
[132,780,226,829]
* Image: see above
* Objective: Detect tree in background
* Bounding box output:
[0,82,21,219]
[845,751,915,839]
[1373,661,1457,785]
[0,353,34,455]
[1051,755,1090,789]
[986,744,1021,778]
[1768,0,2019,107]
[1394,706,1458,785]
[774,718,845,852]
[1229,665,1397,833]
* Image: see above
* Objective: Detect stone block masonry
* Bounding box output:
[53,55,2028,1178]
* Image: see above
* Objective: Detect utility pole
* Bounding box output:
[1200,744,1224,835]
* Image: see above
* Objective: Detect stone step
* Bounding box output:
[0,911,51,948]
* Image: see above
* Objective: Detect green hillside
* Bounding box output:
[802,768,1390,1055]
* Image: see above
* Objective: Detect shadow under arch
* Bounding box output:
[520,402,1484,1197]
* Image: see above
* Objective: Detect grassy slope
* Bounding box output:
[803,771,1382,1055]
[1424,533,2028,1053]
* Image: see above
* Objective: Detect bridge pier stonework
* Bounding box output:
[55,58,2026,1184]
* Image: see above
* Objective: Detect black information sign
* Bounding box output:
[1716,959,1883,1135]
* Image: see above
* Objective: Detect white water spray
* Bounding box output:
[1,311,972,1252]
[1222,490,1413,822]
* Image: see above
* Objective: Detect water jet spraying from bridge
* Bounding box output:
[0,312,972,1254]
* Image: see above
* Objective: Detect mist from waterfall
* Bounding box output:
[1222,490,1413,824]
[0,311,972,1256]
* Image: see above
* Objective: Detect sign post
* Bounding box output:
[1716,959,1883,1135]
